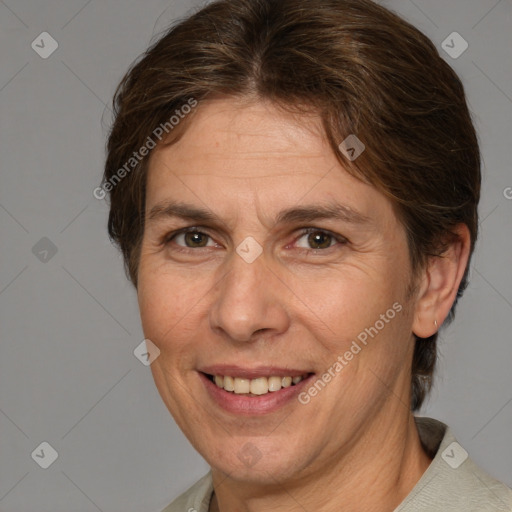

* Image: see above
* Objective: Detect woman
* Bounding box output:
[102,0,512,510]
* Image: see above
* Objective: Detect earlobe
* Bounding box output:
[412,224,471,338]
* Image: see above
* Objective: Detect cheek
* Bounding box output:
[290,265,397,332]
[137,260,218,355]
[292,265,413,388]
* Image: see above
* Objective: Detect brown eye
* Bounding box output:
[307,231,333,249]
[184,231,209,247]
[294,229,347,251]
[170,230,213,248]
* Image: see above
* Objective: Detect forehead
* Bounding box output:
[145,97,396,230]
[157,98,329,170]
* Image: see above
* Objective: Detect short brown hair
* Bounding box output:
[103,0,481,411]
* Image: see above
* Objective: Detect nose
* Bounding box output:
[209,250,291,344]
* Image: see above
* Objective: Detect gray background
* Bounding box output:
[0,0,511,511]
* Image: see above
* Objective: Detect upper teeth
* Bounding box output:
[213,375,305,395]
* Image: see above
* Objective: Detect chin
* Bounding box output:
[205,437,310,485]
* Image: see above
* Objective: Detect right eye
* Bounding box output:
[165,228,215,249]
[163,228,218,250]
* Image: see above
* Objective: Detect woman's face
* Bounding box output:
[137,97,420,484]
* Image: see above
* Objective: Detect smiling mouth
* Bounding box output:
[204,373,311,396]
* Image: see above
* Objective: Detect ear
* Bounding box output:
[412,224,471,338]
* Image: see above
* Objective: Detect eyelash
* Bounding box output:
[161,226,348,253]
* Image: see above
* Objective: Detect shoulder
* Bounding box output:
[160,472,214,512]
[396,417,512,511]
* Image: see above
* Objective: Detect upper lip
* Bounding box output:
[199,365,313,380]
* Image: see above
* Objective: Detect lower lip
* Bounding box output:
[199,372,314,416]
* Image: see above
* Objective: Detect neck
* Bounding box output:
[209,412,432,512]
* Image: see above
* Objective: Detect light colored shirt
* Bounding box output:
[162,417,512,511]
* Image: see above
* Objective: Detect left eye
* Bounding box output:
[295,229,342,250]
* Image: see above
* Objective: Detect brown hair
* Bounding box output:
[103,0,481,411]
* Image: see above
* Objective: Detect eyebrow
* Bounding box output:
[147,200,371,228]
